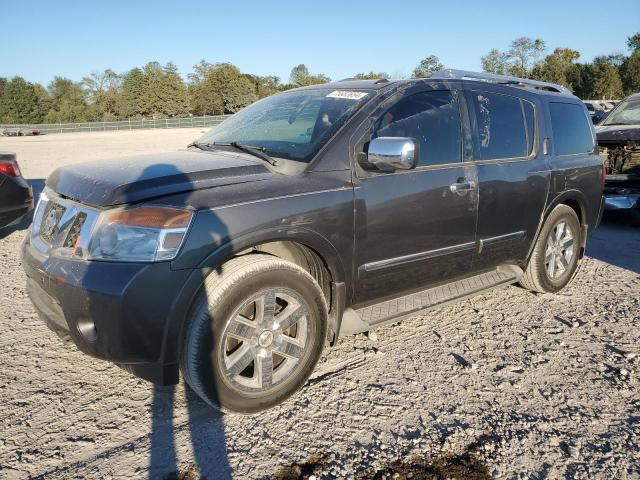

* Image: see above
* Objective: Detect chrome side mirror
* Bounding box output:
[365,137,419,171]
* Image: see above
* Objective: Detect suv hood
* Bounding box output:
[596,124,640,143]
[47,150,272,207]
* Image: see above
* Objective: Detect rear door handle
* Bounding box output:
[449,180,476,195]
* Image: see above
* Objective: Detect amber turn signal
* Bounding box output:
[104,206,192,228]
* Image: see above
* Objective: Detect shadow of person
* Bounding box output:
[149,384,232,480]
[0,178,45,240]
[79,161,232,478]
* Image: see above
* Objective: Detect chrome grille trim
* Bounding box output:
[30,188,101,258]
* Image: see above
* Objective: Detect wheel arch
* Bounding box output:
[161,228,348,368]
[526,190,588,264]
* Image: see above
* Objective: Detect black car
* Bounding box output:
[22,70,604,413]
[595,92,640,224]
[0,152,33,228]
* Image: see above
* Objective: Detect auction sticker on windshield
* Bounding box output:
[326,90,369,100]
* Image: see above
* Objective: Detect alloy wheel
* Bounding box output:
[218,288,310,393]
[544,220,575,280]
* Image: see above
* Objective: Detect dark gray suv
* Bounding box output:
[22,70,604,413]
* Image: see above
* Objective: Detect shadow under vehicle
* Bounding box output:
[22,70,604,413]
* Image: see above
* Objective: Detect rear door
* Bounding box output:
[353,87,478,305]
[465,88,550,271]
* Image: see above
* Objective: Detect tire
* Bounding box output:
[180,254,327,413]
[520,204,581,293]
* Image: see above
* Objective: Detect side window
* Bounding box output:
[470,91,534,160]
[549,102,594,156]
[374,90,461,167]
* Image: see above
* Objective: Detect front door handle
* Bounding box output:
[449,180,476,195]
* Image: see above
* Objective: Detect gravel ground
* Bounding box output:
[0,130,639,479]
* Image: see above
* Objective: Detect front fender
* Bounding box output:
[196,226,347,284]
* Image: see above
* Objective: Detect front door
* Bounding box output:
[353,88,478,306]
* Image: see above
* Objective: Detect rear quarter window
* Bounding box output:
[549,102,594,156]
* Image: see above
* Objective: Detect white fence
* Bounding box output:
[0,114,231,135]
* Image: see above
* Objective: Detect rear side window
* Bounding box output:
[470,91,535,160]
[374,90,461,167]
[550,102,594,156]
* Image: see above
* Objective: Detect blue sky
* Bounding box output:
[2,0,639,85]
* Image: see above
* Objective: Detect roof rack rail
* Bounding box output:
[431,69,570,94]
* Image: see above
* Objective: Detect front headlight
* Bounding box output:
[88,206,193,262]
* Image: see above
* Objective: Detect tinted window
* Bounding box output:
[199,89,371,162]
[375,90,461,166]
[471,91,530,160]
[549,102,594,155]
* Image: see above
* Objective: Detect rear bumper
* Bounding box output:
[21,236,196,385]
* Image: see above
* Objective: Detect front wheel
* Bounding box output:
[180,254,327,413]
[520,204,581,293]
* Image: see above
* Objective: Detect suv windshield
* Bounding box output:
[602,97,640,126]
[197,89,372,163]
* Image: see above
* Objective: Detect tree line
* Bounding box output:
[1,32,638,125]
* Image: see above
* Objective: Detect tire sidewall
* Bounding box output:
[185,260,327,413]
[534,206,581,292]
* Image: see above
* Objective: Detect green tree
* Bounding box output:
[481,49,510,75]
[621,51,640,95]
[33,83,52,120]
[353,71,390,80]
[289,64,330,86]
[290,64,310,85]
[507,37,546,77]
[412,55,443,78]
[82,69,122,121]
[44,76,91,123]
[140,62,189,118]
[627,32,640,52]
[121,68,147,118]
[0,77,6,98]
[189,61,257,115]
[591,56,624,99]
[531,48,581,89]
[160,63,190,117]
[569,63,596,99]
[0,76,45,123]
[243,74,281,98]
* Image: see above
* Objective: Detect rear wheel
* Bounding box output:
[520,204,581,293]
[180,254,327,413]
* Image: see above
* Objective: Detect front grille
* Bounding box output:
[63,212,87,249]
[39,202,66,244]
[31,190,100,258]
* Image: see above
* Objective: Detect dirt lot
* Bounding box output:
[0,130,639,479]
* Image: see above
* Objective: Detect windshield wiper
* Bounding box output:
[212,142,279,166]
[187,141,214,150]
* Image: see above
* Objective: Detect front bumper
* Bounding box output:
[22,236,194,384]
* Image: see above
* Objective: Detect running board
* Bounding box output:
[340,267,521,335]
